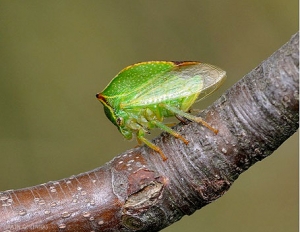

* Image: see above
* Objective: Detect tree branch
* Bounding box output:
[0,32,298,232]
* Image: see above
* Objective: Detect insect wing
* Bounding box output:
[194,63,226,102]
[121,63,226,108]
[101,61,174,97]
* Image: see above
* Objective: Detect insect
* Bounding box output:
[96,61,226,161]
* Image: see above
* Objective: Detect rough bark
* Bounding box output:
[0,32,298,232]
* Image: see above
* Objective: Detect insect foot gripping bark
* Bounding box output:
[96,61,226,161]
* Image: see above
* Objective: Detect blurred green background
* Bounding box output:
[0,1,298,231]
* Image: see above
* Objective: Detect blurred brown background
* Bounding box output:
[0,1,298,232]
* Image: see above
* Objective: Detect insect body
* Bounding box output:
[96,61,226,161]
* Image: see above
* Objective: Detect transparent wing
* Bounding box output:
[122,63,226,108]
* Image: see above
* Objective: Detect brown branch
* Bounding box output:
[0,32,298,232]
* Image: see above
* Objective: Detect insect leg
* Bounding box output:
[137,130,167,161]
[161,104,219,134]
[175,114,190,125]
[151,120,189,145]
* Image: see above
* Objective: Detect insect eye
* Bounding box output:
[116,117,123,126]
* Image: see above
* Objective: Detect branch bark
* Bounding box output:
[0,32,298,232]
